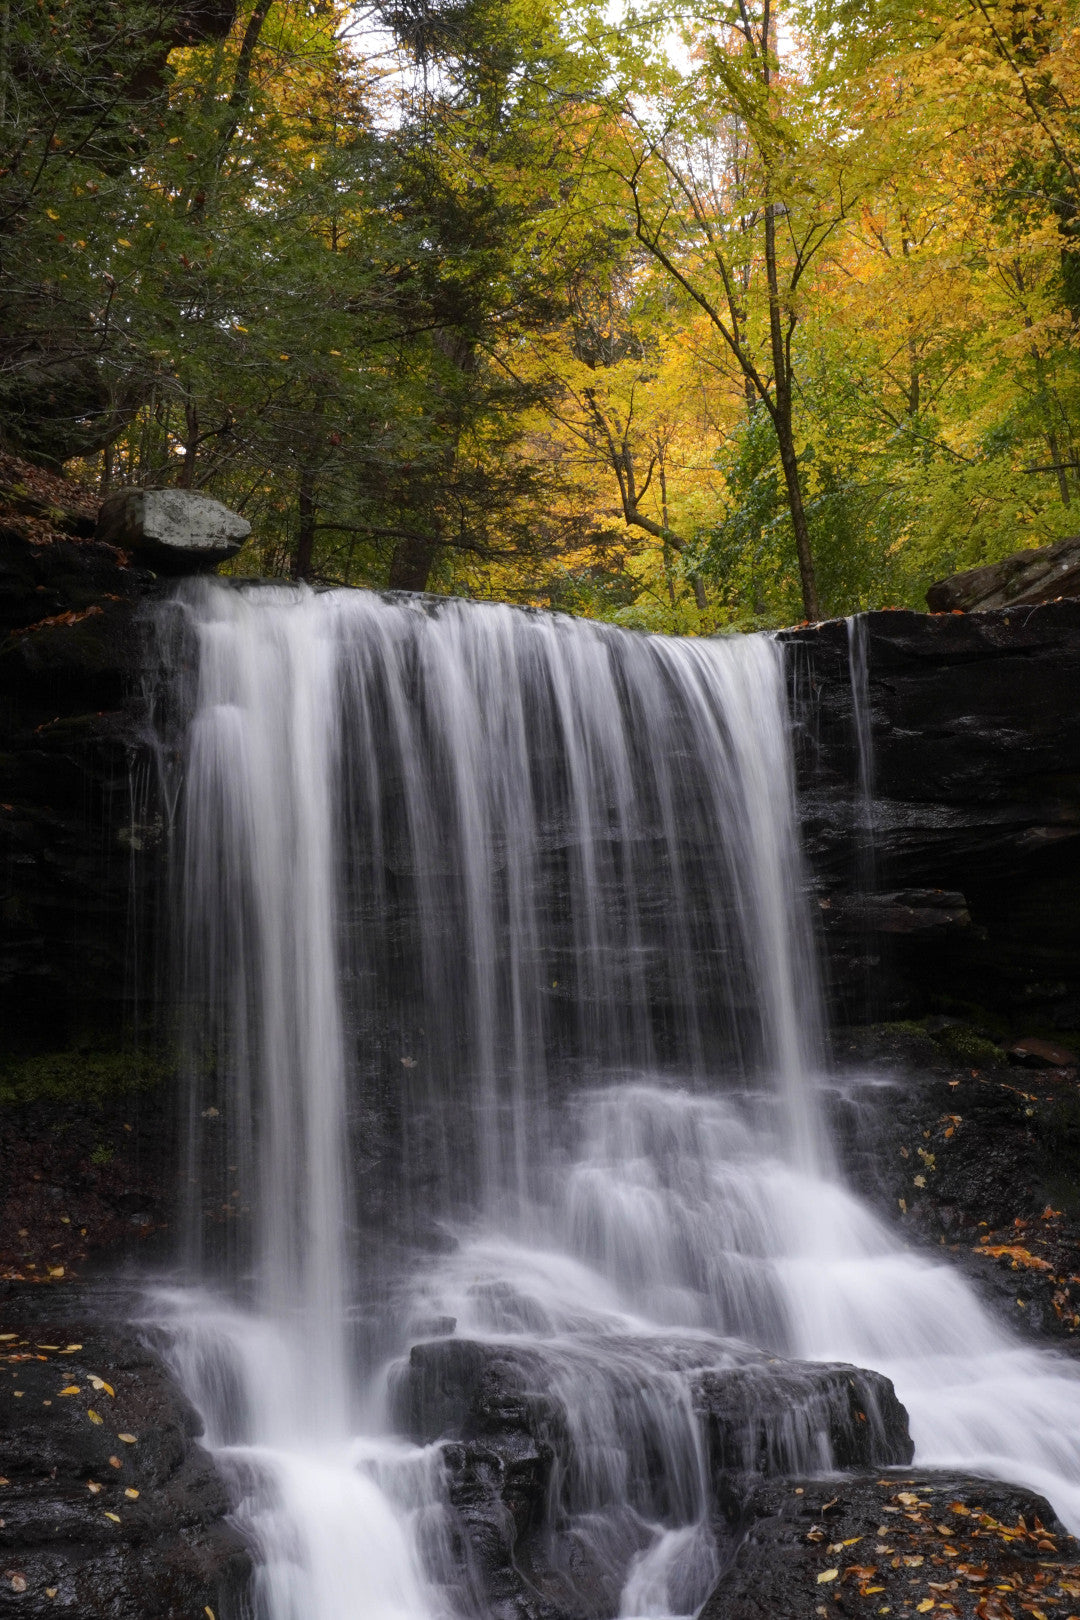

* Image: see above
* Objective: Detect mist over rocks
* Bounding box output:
[392,1334,914,1620]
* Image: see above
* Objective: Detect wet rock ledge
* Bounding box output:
[703,1473,1080,1620]
[0,1286,246,1618]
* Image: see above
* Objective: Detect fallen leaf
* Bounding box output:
[88,1376,115,1397]
[87,1409,103,1424]
[917,1602,934,1614]
[108,1456,122,1469]
[87,1481,103,1494]
[58,1386,80,1396]
[104,1511,120,1522]
[118,1433,137,1444]
[817,1570,839,1584]
[46,1588,57,1598]
[124,1487,139,1500]
[10,1573,26,1592]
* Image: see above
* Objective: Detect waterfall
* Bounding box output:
[149,581,1080,1620]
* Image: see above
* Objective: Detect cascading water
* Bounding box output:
[148,581,1080,1620]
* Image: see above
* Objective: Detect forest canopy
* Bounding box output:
[2,0,1078,628]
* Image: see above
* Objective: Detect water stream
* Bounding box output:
[148,583,1080,1620]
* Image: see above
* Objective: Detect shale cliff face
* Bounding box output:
[782,603,1080,1024]
[0,459,159,1053]
[5,527,1080,1054]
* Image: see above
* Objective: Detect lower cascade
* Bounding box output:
[147,581,1080,1620]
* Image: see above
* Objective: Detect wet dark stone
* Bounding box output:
[701,1471,1080,1620]
[690,1359,913,1482]
[782,602,1080,1022]
[1008,1036,1078,1069]
[831,1024,1080,1350]
[393,1336,913,1620]
[0,1285,248,1618]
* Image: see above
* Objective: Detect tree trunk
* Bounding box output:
[764,202,820,621]
[293,463,317,580]
[388,534,439,592]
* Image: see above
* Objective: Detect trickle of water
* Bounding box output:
[148,583,1080,1620]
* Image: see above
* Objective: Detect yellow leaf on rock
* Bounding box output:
[87,1409,103,1424]
[817,1569,839,1584]
[917,1603,934,1614]
[104,1511,120,1522]
[124,1488,139,1499]
[58,1386,80,1396]
[118,1433,137,1443]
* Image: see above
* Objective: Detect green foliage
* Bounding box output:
[5,0,1080,620]
[0,1047,170,1107]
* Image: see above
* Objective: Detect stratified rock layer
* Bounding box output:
[782,602,1080,1021]
[927,535,1080,612]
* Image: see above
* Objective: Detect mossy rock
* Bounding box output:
[0,1046,171,1106]
[934,1024,1006,1066]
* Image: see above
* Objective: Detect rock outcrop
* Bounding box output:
[96,490,250,573]
[782,602,1080,1023]
[927,535,1080,612]
[0,1285,248,1618]
[391,1334,913,1620]
[700,1472,1079,1620]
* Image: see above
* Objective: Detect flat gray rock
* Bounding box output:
[96,488,250,572]
[926,533,1080,612]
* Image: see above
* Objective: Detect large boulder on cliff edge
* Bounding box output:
[926,534,1080,612]
[96,488,250,573]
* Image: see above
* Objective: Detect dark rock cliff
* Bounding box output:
[782,603,1080,1024]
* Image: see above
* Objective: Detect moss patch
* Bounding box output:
[934,1024,1006,1066]
[0,1046,170,1106]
